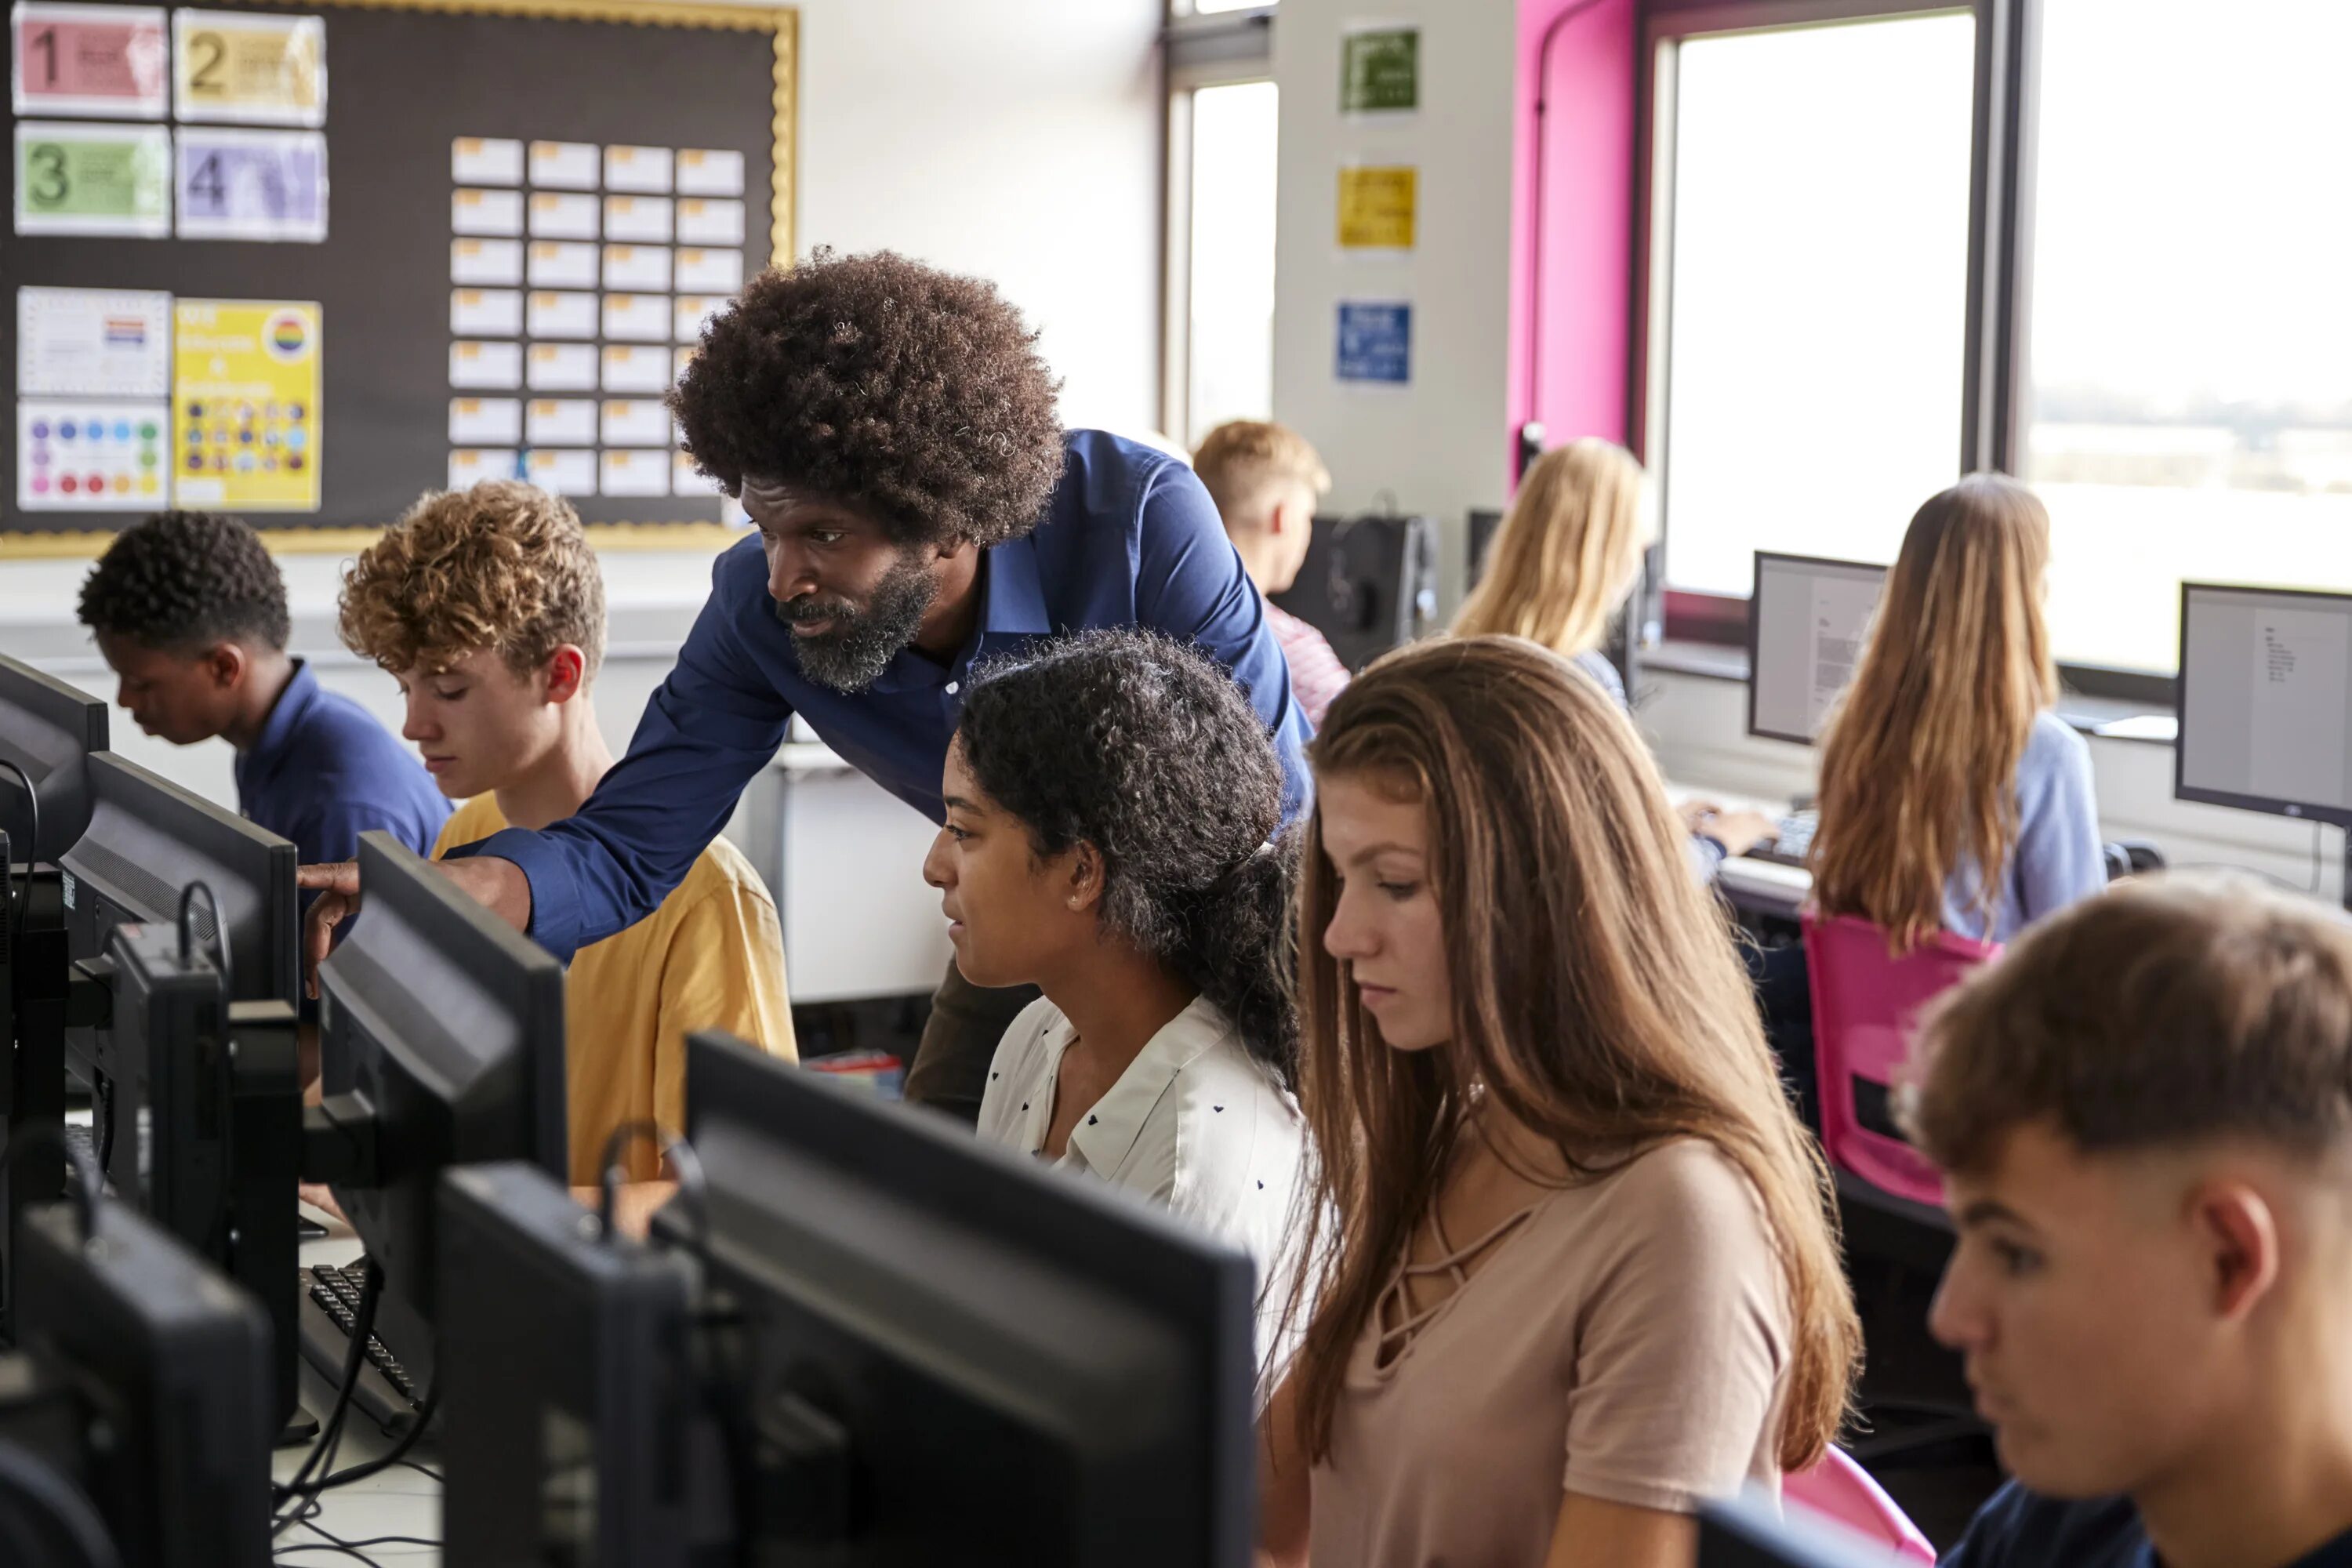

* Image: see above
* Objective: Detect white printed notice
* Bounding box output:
[17,285,171,397]
[528,343,599,393]
[175,127,325,241]
[601,344,669,394]
[451,238,522,287]
[2246,606,2352,812]
[450,136,521,186]
[673,147,742,196]
[1804,573,1881,739]
[448,448,516,488]
[448,397,520,445]
[452,187,521,237]
[524,447,594,496]
[449,339,521,390]
[528,242,598,290]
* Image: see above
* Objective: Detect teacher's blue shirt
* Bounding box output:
[452,430,1312,963]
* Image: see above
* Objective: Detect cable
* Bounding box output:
[597,1119,708,1250]
[93,1076,116,1183]
[310,1379,439,1494]
[274,1516,441,1566]
[0,1436,123,1568]
[269,1261,383,1535]
[176,879,233,1000]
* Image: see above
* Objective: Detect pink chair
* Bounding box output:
[1802,911,2000,1207]
[1786,1446,1937,1563]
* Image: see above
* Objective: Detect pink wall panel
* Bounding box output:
[1510,0,1639,485]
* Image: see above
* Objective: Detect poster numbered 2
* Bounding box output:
[9,2,168,118]
[13,119,170,235]
[173,9,326,127]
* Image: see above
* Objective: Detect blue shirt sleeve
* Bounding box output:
[1130,459,1315,818]
[446,549,795,963]
[2013,713,2106,926]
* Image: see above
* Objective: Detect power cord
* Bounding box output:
[176,880,233,1000]
[269,1260,383,1537]
[308,1378,439,1494]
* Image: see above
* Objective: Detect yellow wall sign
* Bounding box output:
[172,300,323,513]
[172,10,326,127]
[1337,165,1416,250]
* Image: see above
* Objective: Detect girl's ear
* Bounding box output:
[1064,841,1105,913]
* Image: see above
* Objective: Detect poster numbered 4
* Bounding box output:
[13,120,169,236]
[176,127,327,241]
[10,2,167,118]
[174,9,325,127]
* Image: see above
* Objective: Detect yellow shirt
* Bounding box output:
[434,793,797,1183]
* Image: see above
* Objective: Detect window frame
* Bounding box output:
[1630,0,2161,702]
[1162,5,1276,448]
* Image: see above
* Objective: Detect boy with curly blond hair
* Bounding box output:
[337,480,794,1186]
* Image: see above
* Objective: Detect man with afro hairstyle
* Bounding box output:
[78,509,448,924]
[303,249,1309,1123]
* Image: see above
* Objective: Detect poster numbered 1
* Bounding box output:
[172,9,325,127]
[9,2,167,118]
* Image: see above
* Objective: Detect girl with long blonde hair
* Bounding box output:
[1454,437,1648,699]
[1810,474,2104,949]
[1457,437,1773,864]
[1257,635,1860,1568]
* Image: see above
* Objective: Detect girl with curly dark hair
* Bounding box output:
[922,627,1308,1385]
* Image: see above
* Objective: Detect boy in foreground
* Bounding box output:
[1911,873,2352,1568]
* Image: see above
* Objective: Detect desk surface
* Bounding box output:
[277,1218,442,1564]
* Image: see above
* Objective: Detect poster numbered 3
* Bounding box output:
[13,119,169,235]
[10,2,167,118]
[173,9,325,127]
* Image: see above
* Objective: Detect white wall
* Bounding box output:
[793,0,1165,436]
[1271,0,1518,612]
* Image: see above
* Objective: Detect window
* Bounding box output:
[1164,4,1276,450]
[1174,79,1279,446]
[2026,0,2352,673]
[1648,9,1977,596]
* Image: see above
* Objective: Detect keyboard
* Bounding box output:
[1746,810,1819,869]
[296,1259,433,1436]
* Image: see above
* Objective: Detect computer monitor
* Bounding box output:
[60,752,299,1007]
[1697,1490,1897,1566]
[0,654,107,865]
[308,831,567,1327]
[1270,513,1438,671]
[1,753,296,1339]
[4,1189,273,1568]
[89,920,303,1436]
[2176,583,2352,840]
[1747,553,1888,746]
[617,1030,1251,1564]
[438,1161,702,1568]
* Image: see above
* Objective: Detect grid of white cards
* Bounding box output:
[446,136,748,503]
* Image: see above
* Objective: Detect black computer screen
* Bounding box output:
[0,653,107,863]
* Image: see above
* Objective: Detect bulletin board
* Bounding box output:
[1,0,796,556]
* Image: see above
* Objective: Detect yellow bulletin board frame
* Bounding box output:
[1,0,798,559]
